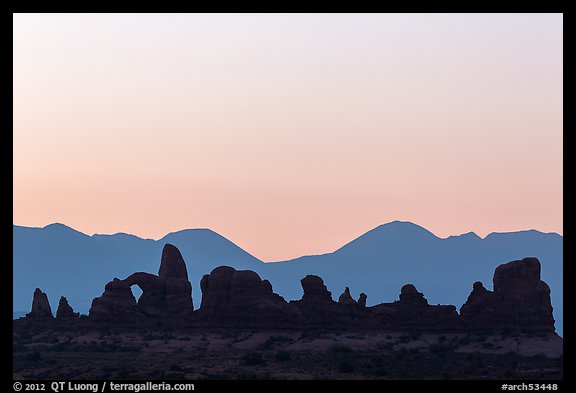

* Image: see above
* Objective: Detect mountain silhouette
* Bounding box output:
[13,224,263,317]
[12,221,563,335]
[258,221,562,334]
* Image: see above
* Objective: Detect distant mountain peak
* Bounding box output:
[158,227,263,264]
[42,223,89,237]
[376,220,430,229]
[378,220,419,227]
[334,220,439,255]
[91,232,147,241]
[371,220,439,238]
[484,229,562,240]
[446,231,482,241]
[159,228,221,240]
[43,222,72,229]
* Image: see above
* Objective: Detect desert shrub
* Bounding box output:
[463,365,475,374]
[328,344,353,353]
[13,343,28,352]
[398,346,418,355]
[115,367,134,379]
[241,352,266,365]
[473,357,485,368]
[374,367,388,376]
[18,329,32,340]
[236,371,259,380]
[25,350,41,362]
[274,350,291,362]
[345,335,366,340]
[458,336,471,345]
[258,339,273,350]
[164,371,186,380]
[271,335,292,342]
[257,343,273,351]
[429,343,450,353]
[259,335,293,350]
[377,342,394,350]
[338,361,354,373]
[105,342,120,351]
[49,342,72,352]
[370,356,384,367]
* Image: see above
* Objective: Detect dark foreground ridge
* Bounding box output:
[23,244,556,333]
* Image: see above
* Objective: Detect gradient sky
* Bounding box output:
[13,13,563,261]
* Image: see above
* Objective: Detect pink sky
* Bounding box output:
[13,13,563,261]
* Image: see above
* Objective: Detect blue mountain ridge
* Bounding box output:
[12,220,563,335]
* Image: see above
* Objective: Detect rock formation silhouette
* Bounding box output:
[56,296,79,318]
[199,266,291,326]
[89,244,193,320]
[338,287,357,305]
[358,293,368,307]
[300,275,333,303]
[23,244,553,334]
[289,275,373,328]
[390,284,460,330]
[460,257,554,331]
[26,288,53,318]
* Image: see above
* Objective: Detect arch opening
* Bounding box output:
[130,285,143,303]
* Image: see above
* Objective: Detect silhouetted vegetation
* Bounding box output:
[25,350,41,362]
[12,321,562,380]
[429,343,451,353]
[328,344,353,353]
[241,352,266,366]
[274,350,291,362]
[337,361,354,373]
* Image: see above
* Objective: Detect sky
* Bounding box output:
[13,13,563,261]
